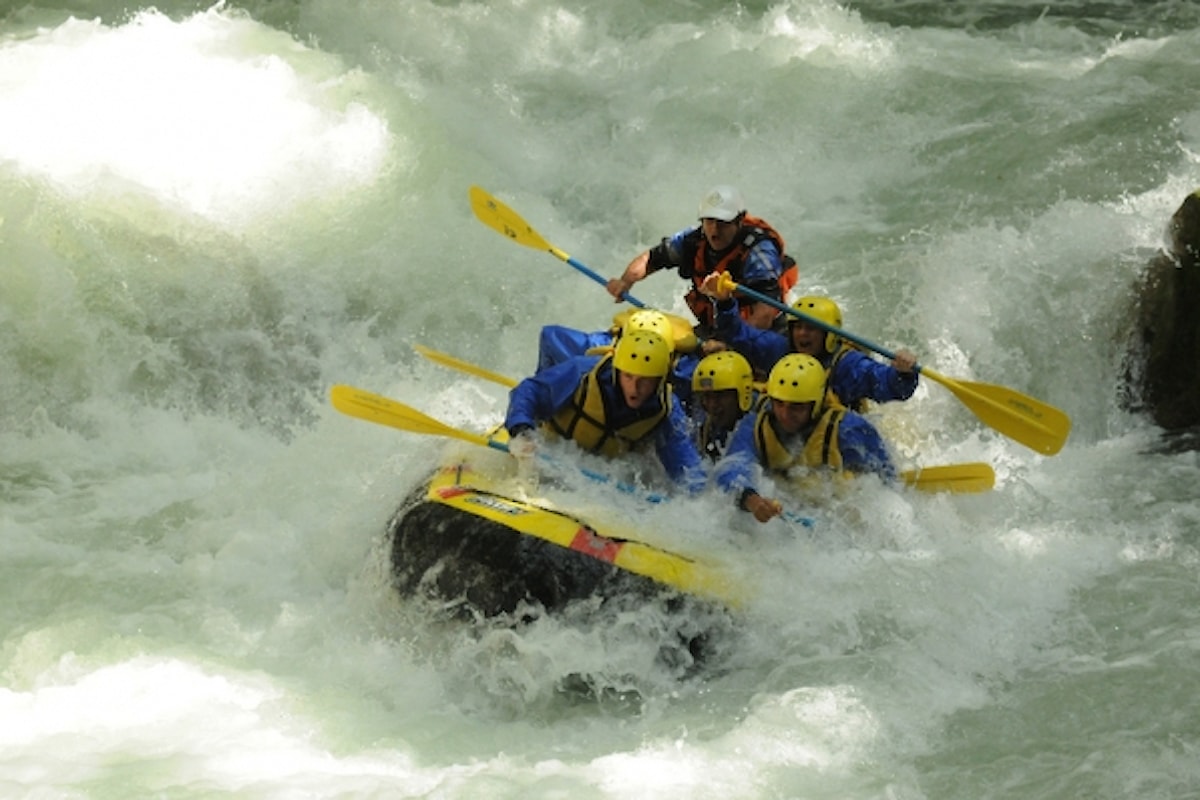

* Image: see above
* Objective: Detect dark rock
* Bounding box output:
[1123,190,1200,430]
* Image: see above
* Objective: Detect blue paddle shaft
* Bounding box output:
[564,254,647,308]
[729,281,912,370]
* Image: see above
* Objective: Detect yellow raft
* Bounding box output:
[386,449,743,621]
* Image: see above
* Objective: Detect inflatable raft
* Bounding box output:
[330,383,994,643]
[330,382,740,626]
[386,447,742,622]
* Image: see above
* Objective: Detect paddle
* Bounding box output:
[469,186,706,354]
[469,185,648,308]
[331,383,503,452]
[714,273,1070,456]
[900,462,994,493]
[413,344,518,388]
[410,344,994,493]
[331,384,675,503]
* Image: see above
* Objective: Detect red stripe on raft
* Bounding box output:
[569,528,623,563]
[436,486,470,499]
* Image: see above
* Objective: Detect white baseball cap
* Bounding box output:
[698,185,746,222]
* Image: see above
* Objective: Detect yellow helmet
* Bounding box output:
[766,353,826,413]
[789,295,843,354]
[614,308,698,354]
[613,330,672,378]
[692,351,754,412]
[621,309,676,351]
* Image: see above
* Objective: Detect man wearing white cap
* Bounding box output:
[606,185,797,337]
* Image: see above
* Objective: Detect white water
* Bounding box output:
[2,1,1199,797]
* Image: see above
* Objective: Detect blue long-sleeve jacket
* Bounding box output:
[505,355,706,492]
[714,402,896,498]
[713,301,918,407]
[536,325,614,373]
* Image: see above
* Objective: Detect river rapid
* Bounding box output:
[2,1,1199,797]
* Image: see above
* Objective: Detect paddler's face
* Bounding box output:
[701,217,739,251]
[789,322,825,357]
[618,371,661,408]
[771,398,814,435]
[699,389,742,431]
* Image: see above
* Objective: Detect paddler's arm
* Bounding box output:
[606,251,650,301]
[711,415,781,523]
[606,232,686,301]
[700,273,788,371]
[653,394,708,495]
[738,488,783,523]
[891,347,918,375]
[504,356,598,435]
[836,413,898,482]
[834,349,919,404]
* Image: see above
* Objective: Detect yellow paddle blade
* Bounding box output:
[923,369,1070,456]
[330,384,498,450]
[414,344,518,388]
[901,462,995,493]
[469,184,653,308]
[469,185,555,253]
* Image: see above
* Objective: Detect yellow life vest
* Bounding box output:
[548,354,669,457]
[752,402,846,473]
[682,215,799,330]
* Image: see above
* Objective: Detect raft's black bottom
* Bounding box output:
[386,492,729,670]
[388,497,691,617]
